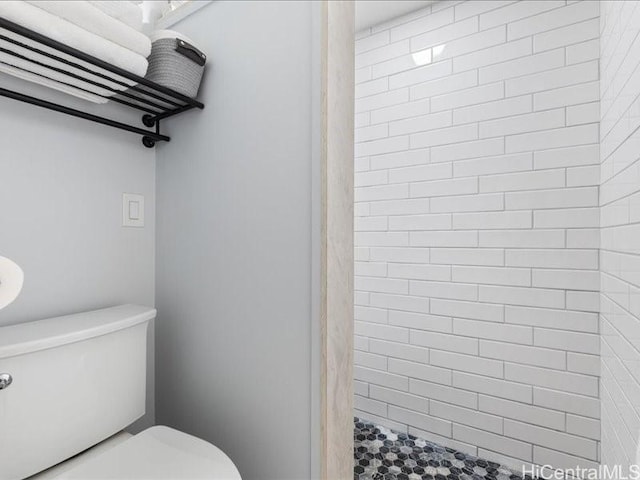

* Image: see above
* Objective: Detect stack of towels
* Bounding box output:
[0,1,151,104]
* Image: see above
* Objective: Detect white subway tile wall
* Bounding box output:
[599,0,640,474]
[354,0,600,471]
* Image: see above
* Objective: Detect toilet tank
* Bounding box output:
[0,305,156,480]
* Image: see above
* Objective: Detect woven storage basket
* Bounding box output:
[146,30,206,99]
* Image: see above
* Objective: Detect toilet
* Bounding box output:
[0,305,242,480]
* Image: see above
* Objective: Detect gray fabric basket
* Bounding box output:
[146,36,206,99]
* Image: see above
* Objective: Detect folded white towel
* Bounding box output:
[25,1,151,58]
[89,1,143,33]
[0,28,137,90]
[150,29,196,45]
[0,1,148,77]
[0,36,114,98]
[0,61,107,103]
[0,27,137,92]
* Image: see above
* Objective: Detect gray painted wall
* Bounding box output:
[155,2,320,479]
[0,78,156,429]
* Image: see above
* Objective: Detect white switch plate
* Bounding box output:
[122,193,144,227]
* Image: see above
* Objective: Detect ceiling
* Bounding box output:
[355,1,435,32]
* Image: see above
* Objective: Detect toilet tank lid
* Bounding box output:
[0,305,156,359]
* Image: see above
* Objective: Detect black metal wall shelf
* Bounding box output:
[0,16,204,148]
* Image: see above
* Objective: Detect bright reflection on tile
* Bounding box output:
[432,44,446,59]
[411,49,432,66]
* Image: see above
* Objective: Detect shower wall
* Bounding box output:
[354,0,600,470]
[599,0,640,471]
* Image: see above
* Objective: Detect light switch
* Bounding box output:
[122,193,144,227]
[129,201,140,220]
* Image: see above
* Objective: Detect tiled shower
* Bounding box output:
[355,0,640,475]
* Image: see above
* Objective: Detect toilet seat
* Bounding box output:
[53,426,242,479]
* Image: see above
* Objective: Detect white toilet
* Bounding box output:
[0,305,242,480]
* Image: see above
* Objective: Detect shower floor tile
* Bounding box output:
[354,417,533,480]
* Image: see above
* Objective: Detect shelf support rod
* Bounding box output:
[0,87,170,144]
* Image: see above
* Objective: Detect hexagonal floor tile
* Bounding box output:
[354,417,533,480]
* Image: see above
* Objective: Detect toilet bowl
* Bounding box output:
[0,305,241,480]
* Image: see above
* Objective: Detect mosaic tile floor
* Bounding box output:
[354,417,533,480]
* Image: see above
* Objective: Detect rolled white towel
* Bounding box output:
[25,1,151,58]
[89,0,144,32]
[0,1,148,77]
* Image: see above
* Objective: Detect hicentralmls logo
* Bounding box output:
[523,464,640,480]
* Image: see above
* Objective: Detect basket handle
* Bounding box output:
[175,39,206,67]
